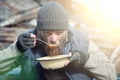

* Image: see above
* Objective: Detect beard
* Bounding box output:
[46,35,68,56]
[45,37,67,56]
[46,45,61,56]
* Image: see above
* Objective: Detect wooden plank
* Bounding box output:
[3,0,39,13]
[0,0,39,27]
[93,41,117,49]
[81,27,120,38]
[0,37,15,42]
[0,33,15,37]
[35,0,72,12]
[0,27,28,42]
[0,7,40,27]
[48,0,72,12]
[0,1,15,19]
[0,28,16,39]
[89,34,120,42]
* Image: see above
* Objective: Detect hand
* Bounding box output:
[18,33,36,49]
[64,58,70,66]
[64,52,72,66]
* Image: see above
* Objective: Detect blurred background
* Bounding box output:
[0,0,120,79]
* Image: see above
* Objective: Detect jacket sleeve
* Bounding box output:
[0,42,22,74]
[68,28,90,66]
[84,40,117,80]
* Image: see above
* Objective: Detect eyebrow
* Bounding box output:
[41,31,66,33]
[38,30,68,33]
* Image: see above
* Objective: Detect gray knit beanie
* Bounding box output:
[36,2,69,31]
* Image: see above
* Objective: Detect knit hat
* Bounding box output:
[36,2,69,31]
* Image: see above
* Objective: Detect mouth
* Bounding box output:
[47,44,61,56]
[36,38,60,47]
[48,44,58,47]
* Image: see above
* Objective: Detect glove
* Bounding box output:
[17,33,36,50]
[69,51,87,66]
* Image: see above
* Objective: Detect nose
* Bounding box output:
[49,34,57,43]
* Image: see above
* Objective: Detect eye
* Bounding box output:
[56,32,63,35]
[43,31,52,35]
[46,32,51,34]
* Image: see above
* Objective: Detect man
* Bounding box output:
[0,2,116,80]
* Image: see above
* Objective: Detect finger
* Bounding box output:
[30,33,36,38]
[22,33,31,38]
[34,40,37,46]
[68,52,72,57]
[21,38,35,42]
[23,42,35,46]
[64,59,70,66]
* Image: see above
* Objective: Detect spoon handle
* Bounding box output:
[36,38,49,45]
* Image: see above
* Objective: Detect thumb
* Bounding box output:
[64,59,70,66]
[30,33,36,46]
[30,33,36,38]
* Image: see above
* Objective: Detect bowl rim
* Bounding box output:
[36,54,71,61]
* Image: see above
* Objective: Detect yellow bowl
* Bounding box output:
[36,54,71,70]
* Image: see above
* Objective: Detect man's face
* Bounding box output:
[37,30,68,45]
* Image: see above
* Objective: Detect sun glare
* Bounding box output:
[74,0,120,27]
[73,0,120,38]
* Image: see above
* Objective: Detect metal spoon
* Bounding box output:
[36,38,49,45]
[36,38,58,47]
